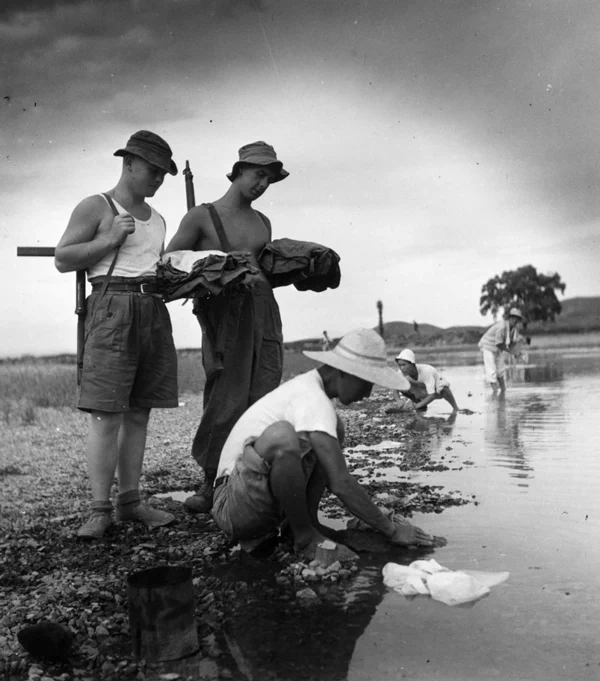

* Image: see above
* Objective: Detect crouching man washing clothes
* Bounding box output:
[210,328,443,560]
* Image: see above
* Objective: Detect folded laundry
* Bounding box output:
[162,249,228,273]
[382,559,509,606]
[258,238,341,292]
[158,250,259,302]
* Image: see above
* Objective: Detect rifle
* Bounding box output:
[17,163,195,383]
[16,248,87,385]
[184,160,196,210]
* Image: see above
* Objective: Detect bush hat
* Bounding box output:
[508,307,527,321]
[114,130,178,176]
[395,348,416,364]
[304,328,410,391]
[227,141,289,183]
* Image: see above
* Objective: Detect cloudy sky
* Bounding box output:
[2,0,599,357]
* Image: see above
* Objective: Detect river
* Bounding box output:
[348,347,600,681]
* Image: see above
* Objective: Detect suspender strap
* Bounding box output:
[98,193,122,297]
[204,203,233,252]
[81,194,123,365]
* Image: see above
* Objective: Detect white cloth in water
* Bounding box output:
[382,559,509,606]
[161,249,227,273]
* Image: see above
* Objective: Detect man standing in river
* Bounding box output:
[165,141,288,513]
[478,308,526,393]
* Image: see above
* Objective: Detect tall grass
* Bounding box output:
[6,332,597,416]
[176,350,206,395]
[0,364,77,409]
[0,353,208,414]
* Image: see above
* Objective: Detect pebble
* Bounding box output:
[295,588,320,606]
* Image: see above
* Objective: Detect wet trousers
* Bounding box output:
[191,281,283,475]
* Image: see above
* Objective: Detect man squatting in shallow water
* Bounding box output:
[210,328,445,560]
[165,141,288,513]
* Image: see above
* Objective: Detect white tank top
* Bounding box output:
[87,195,166,279]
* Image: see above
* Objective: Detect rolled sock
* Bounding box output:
[90,500,113,513]
[116,489,142,509]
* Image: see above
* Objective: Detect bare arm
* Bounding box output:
[54,195,134,273]
[309,431,396,537]
[165,206,208,253]
[310,431,435,546]
[413,393,441,410]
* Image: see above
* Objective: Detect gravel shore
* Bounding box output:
[0,390,473,681]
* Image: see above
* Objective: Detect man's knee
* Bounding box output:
[254,421,301,463]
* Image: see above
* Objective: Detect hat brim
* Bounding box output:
[114,148,178,176]
[227,161,289,183]
[303,349,410,391]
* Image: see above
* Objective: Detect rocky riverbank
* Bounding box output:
[0,390,473,681]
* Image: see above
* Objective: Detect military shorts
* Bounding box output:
[78,289,178,412]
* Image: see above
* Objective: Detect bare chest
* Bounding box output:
[199,208,269,256]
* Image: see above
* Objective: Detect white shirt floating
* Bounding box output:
[382,559,509,607]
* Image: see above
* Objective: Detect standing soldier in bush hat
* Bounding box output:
[165,141,288,514]
[55,130,180,539]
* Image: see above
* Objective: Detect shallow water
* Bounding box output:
[348,348,600,681]
[157,349,600,681]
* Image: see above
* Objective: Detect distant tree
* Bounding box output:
[376,300,384,338]
[479,264,566,323]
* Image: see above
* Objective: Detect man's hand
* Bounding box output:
[389,520,435,547]
[97,213,135,248]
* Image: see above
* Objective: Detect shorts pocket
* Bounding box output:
[88,304,125,351]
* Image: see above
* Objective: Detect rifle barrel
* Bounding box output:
[17,246,56,257]
[183,160,196,210]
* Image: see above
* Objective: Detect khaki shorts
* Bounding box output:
[212,436,315,543]
[78,290,179,413]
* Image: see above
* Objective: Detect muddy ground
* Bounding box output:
[0,389,474,681]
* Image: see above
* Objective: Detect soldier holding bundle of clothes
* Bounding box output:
[165,141,340,515]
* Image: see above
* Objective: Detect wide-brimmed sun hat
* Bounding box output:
[114,130,178,176]
[226,141,289,183]
[395,348,416,364]
[508,307,527,321]
[303,328,410,391]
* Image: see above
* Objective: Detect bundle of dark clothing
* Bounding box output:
[157,251,259,303]
[258,238,341,292]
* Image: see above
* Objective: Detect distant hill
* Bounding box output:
[284,296,600,351]
[527,296,600,334]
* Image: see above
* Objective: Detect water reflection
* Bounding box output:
[214,554,430,681]
[484,399,533,485]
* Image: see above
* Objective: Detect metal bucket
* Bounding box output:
[127,565,199,662]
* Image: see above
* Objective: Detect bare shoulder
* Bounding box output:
[57,194,109,247]
[68,194,114,229]
[181,204,212,230]
[166,204,212,252]
[75,193,111,219]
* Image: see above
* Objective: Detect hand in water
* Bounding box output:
[389,521,446,548]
